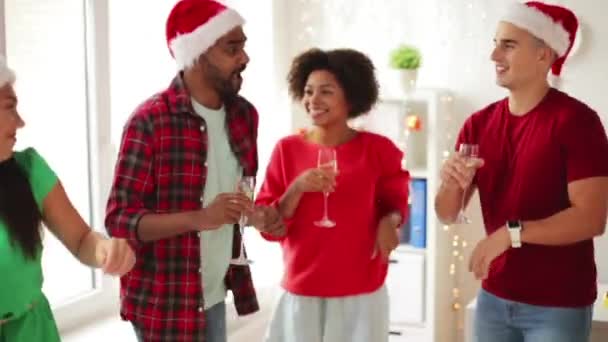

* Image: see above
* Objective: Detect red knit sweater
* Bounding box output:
[255,132,410,297]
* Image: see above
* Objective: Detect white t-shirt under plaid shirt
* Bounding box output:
[192,98,241,309]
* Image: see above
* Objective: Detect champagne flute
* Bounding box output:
[230,176,255,265]
[314,148,338,228]
[455,143,479,224]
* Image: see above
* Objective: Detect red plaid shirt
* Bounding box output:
[105,74,259,341]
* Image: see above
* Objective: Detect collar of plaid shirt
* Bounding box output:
[106,73,259,341]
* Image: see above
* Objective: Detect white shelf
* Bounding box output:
[396,244,427,255]
[381,88,452,104]
[387,251,426,325]
[409,168,428,179]
[367,88,454,342]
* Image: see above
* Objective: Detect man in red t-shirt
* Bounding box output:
[435,2,608,341]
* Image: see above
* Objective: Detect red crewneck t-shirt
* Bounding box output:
[458,88,608,307]
[255,132,410,297]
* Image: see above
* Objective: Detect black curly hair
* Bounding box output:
[287,48,379,118]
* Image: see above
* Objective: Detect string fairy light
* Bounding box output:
[442,2,490,338]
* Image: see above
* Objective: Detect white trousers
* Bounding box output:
[265,285,389,342]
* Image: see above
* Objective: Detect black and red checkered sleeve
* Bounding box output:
[105,111,155,248]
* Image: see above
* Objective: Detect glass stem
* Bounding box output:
[323,192,329,219]
[239,239,245,260]
[460,186,468,215]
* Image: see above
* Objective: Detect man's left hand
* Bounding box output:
[250,206,286,237]
[469,227,511,280]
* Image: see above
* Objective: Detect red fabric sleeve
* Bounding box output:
[375,136,410,225]
[255,140,290,241]
[559,109,608,182]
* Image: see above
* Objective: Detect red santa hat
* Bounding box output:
[0,56,15,88]
[166,0,245,70]
[500,1,578,76]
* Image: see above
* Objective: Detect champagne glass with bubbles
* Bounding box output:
[314,148,338,228]
[455,143,479,224]
[230,176,255,265]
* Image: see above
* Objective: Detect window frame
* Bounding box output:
[0,0,118,332]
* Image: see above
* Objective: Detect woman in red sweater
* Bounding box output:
[255,48,410,342]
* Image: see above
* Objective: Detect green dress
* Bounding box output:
[0,148,60,342]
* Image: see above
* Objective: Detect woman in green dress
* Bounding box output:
[0,57,136,341]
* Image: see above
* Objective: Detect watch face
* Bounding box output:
[507,220,520,229]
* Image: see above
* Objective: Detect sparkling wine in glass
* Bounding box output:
[455,143,479,224]
[230,176,255,265]
[314,148,338,228]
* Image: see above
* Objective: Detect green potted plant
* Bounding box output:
[389,44,422,93]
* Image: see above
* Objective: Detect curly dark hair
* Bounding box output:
[287,48,379,118]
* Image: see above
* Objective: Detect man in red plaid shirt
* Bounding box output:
[105,1,285,341]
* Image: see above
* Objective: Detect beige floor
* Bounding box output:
[62,316,137,342]
[61,287,280,342]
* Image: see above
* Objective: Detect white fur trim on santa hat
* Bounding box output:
[169,8,245,70]
[0,56,15,88]
[501,2,570,57]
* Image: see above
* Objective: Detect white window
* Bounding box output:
[107,0,178,147]
[3,0,116,332]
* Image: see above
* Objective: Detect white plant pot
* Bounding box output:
[399,69,418,94]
